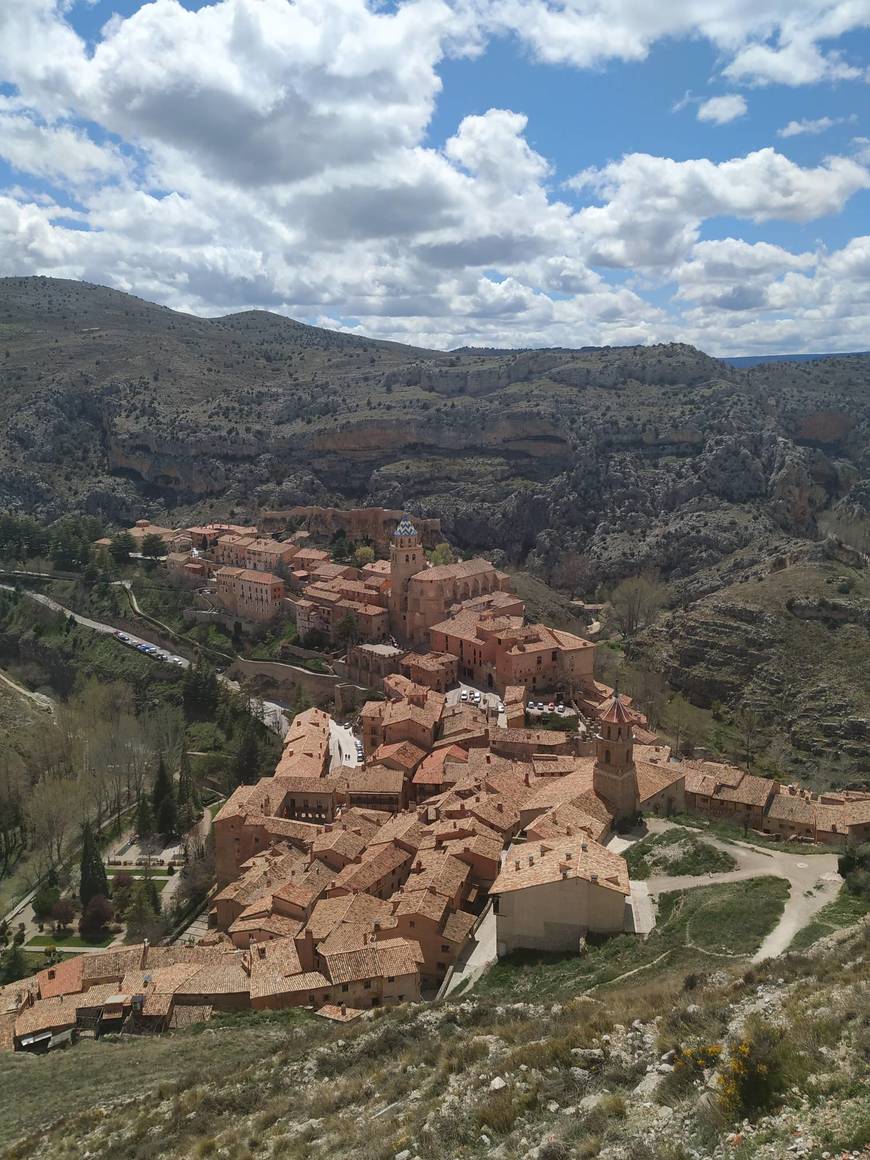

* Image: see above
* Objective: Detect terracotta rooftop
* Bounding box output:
[491,838,629,896]
[599,692,634,725]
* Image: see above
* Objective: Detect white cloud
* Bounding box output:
[0,0,869,356]
[474,0,870,86]
[0,98,127,186]
[568,148,869,268]
[696,94,748,125]
[778,114,856,137]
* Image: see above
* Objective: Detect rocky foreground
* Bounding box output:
[2,921,867,1160]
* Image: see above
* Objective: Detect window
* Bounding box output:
[387,976,395,983]
[341,984,349,993]
[441,944,450,953]
[364,979,371,989]
[409,919,415,928]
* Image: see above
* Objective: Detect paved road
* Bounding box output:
[641,820,841,963]
[329,719,360,769]
[2,583,289,739]
[444,903,497,996]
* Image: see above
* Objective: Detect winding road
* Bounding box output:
[0,583,290,739]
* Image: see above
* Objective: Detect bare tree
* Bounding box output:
[607,574,668,638]
[734,706,762,768]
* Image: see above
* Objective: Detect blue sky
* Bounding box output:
[0,1,869,353]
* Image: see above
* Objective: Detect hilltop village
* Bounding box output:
[2,507,869,1051]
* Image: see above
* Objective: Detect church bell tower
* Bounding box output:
[389,517,425,640]
[593,692,639,822]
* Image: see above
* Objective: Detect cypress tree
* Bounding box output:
[231,725,259,789]
[79,821,109,907]
[143,871,162,915]
[152,754,177,840]
[137,794,155,841]
[156,788,178,841]
[151,756,173,813]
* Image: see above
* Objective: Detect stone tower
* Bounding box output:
[389,517,425,640]
[593,692,639,823]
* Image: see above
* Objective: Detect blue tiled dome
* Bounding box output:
[394,517,417,538]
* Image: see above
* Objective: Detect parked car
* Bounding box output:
[460,690,469,702]
[496,701,505,713]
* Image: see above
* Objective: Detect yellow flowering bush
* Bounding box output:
[717,1023,788,1119]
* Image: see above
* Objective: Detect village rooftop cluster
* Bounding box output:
[3,509,869,1051]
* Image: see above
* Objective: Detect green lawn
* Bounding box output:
[474,877,789,1000]
[108,868,171,879]
[788,887,870,952]
[625,828,737,880]
[27,932,113,949]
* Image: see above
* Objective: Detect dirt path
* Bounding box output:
[0,666,54,714]
[643,823,842,962]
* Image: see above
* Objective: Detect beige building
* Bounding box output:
[429,607,595,695]
[490,838,629,954]
[215,567,286,623]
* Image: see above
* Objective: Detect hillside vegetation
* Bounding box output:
[1,911,866,1160]
[1,277,868,783]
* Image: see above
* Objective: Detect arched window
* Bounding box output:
[605,749,611,764]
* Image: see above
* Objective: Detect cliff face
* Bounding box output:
[1,278,868,591]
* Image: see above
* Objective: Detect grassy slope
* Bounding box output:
[624,829,738,880]
[474,878,789,1002]
[1,902,865,1160]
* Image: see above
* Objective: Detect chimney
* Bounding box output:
[514,859,521,870]
[590,872,598,882]
[523,772,530,786]
[496,802,504,813]
[581,842,588,852]
[297,927,316,971]
[428,884,437,894]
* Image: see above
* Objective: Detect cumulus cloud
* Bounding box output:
[0,0,869,356]
[475,0,870,86]
[568,149,869,269]
[696,94,748,125]
[778,114,856,137]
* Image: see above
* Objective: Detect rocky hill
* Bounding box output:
[1,276,868,782]
[2,278,868,579]
[1,917,866,1160]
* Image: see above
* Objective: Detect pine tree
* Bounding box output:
[137,794,155,842]
[79,821,109,908]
